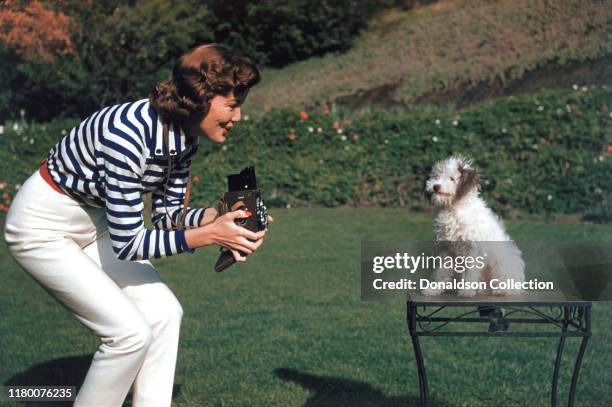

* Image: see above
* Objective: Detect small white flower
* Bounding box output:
[221,145,227,151]
[547,195,553,201]
[317,127,323,133]
[319,159,324,164]
[337,128,343,134]
[581,86,588,92]
[61,129,67,135]
[537,105,544,112]
[15,183,21,190]
[340,135,347,141]
[598,156,604,162]
[285,203,291,209]
[20,109,25,118]
[609,112,612,118]
[556,108,563,115]
[572,84,579,90]
[29,138,34,144]
[452,120,458,126]
[308,126,314,133]
[0,125,4,134]
[533,144,539,149]
[244,115,249,121]
[501,127,507,133]
[384,139,389,144]
[435,119,440,125]
[432,136,439,142]
[13,123,19,131]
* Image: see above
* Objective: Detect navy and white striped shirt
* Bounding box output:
[46,99,205,261]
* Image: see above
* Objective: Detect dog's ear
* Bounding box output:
[456,166,480,201]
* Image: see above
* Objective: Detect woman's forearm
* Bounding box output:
[200,207,218,226]
[185,224,215,248]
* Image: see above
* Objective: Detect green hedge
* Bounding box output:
[0,88,610,218]
[193,87,611,215]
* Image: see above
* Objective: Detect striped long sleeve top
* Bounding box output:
[46,99,206,261]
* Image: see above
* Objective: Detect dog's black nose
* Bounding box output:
[433,184,441,192]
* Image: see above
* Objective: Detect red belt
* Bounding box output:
[39,159,65,195]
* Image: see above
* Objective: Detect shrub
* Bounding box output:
[206,0,377,67]
[0,0,212,121]
[69,0,212,108]
[0,0,381,121]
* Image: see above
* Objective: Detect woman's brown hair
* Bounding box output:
[150,43,260,123]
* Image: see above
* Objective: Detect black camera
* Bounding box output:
[214,166,268,272]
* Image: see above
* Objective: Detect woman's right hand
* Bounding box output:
[184,210,266,261]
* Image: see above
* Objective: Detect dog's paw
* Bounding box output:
[456,288,477,298]
[421,287,444,296]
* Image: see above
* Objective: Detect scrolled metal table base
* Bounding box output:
[406,294,591,407]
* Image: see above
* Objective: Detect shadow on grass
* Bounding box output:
[4,354,181,406]
[275,368,448,407]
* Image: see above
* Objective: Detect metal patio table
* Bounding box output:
[406,292,591,407]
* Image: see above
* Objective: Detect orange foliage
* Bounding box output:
[0,0,75,61]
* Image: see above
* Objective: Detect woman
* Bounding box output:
[4,44,269,406]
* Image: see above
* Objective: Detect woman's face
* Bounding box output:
[197,90,247,144]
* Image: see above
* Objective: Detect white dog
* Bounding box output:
[422,155,525,297]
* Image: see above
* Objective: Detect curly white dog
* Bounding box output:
[422,155,525,297]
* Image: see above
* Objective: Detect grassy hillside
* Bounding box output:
[245,0,610,114]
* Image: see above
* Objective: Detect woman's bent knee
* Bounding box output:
[156,294,183,328]
[109,323,153,355]
[132,284,184,329]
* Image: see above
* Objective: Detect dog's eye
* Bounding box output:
[450,177,455,182]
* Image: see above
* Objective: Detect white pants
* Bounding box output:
[4,171,183,407]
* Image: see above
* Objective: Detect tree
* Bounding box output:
[71,0,212,105]
[0,0,75,61]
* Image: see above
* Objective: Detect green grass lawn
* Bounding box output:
[1,208,611,406]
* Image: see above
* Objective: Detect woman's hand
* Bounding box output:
[228,214,274,262]
[185,210,266,261]
[200,207,273,226]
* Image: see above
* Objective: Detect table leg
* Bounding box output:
[552,306,569,407]
[411,333,430,407]
[408,303,430,407]
[551,335,565,407]
[567,335,590,407]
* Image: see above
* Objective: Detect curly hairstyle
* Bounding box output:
[150,43,260,124]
